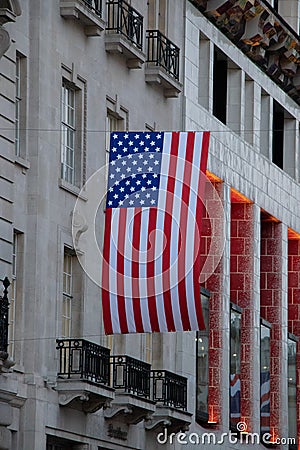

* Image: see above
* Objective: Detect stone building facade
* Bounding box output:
[0,0,300,449]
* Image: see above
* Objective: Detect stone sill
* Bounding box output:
[59,178,88,201]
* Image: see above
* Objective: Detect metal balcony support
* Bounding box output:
[106,0,143,50]
[151,370,187,410]
[145,30,182,97]
[55,339,114,412]
[144,370,192,433]
[56,338,110,385]
[146,30,180,81]
[111,355,150,397]
[0,277,10,357]
[82,0,102,16]
[104,355,155,423]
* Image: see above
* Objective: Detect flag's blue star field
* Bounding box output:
[106,132,164,208]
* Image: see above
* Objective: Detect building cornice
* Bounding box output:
[190,0,300,106]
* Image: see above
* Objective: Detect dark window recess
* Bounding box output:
[213,49,227,124]
[273,0,278,12]
[272,101,284,169]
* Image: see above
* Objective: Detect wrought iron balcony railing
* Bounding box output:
[56,339,110,385]
[146,30,180,81]
[151,370,188,410]
[0,277,10,355]
[111,355,151,398]
[82,0,102,16]
[106,0,143,50]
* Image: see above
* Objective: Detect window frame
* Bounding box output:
[195,287,210,425]
[260,318,272,436]
[229,302,242,431]
[287,333,298,450]
[61,80,77,186]
[62,249,73,338]
[8,232,18,357]
[15,52,27,159]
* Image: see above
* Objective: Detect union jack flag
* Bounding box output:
[102,131,210,334]
[260,371,271,432]
[230,373,241,424]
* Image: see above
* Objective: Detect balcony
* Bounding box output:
[105,0,145,69]
[145,30,182,98]
[104,355,155,424]
[190,0,300,105]
[0,278,14,372]
[145,370,192,433]
[55,339,114,412]
[60,0,105,36]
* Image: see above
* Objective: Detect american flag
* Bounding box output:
[102,131,210,334]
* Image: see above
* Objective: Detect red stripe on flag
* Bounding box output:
[177,132,196,330]
[193,132,210,330]
[147,207,160,332]
[131,208,144,332]
[116,208,129,333]
[102,208,113,334]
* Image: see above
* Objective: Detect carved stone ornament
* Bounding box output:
[0,0,21,58]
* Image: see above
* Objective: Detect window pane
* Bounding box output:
[288,338,297,449]
[61,81,76,184]
[196,293,209,422]
[230,308,241,429]
[260,323,271,435]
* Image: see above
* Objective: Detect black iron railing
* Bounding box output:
[56,339,110,385]
[151,370,187,410]
[111,355,151,398]
[0,277,10,354]
[106,0,143,50]
[146,30,180,80]
[82,0,102,16]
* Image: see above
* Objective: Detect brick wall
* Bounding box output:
[260,219,282,441]
[201,181,223,424]
[230,200,254,430]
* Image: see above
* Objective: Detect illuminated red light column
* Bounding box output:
[200,178,224,425]
[260,213,283,441]
[288,233,300,443]
[230,191,255,431]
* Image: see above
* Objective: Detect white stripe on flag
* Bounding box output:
[124,208,136,333]
[185,132,204,329]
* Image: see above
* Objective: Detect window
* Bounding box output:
[213,48,227,124]
[46,436,75,450]
[230,304,242,430]
[15,52,26,157]
[62,251,73,338]
[260,321,271,436]
[8,232,18,357]
[272,100,284,169]
[288,336,297,450]
[61,81,77,185]
[147,0,168,34]
[196,290,210,423]
[105,111,125,183]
